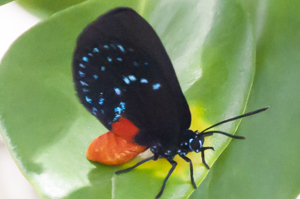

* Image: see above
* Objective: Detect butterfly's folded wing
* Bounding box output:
[72,8,191,148]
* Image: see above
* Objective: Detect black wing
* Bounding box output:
[72,7,191,148]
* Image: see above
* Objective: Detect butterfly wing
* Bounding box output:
[73,7,191,148]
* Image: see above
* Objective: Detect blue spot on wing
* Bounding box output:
[117,45,125,52]
[80,81,88,86]
[92,107,98,115]
[82,56,89,62]
[133,62,138,66]
[93,48,99,52]
[79,71,85,77]
[114,87,121,95]
[85,96,92,103]
[123,77,130,84]
[128,75,136,81]
[140,78,148,83]
[153,83,161,90]
[99,98,104,105]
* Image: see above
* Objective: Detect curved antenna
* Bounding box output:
[203,130,245,139]
[200,107,269,133]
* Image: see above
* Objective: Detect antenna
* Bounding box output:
[201,107,269,133]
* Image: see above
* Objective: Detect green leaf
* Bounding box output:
[190,0,300,198]
[16,0,87,18]
[0,0,254,198]
[0,0,13,6]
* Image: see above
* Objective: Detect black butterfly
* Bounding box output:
[72,7,268,199]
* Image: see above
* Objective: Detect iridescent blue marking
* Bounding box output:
[82,56,89,62]
[80,81,88,86]
[119,102,125,109]
[113,115,119,121]
[140,78,148,84]
[101,109,104,114]
[114,87,121,95]
[93,75,98,79]
[101,66,105,71]
[78,71,85,77]
[110,44,117,49]
[114,107,122,114]
[79,63,85,68]
[153,83,161,90]
[189,138,193,150]
[123,77,130,84]
[107,57,112,62]
[145,62,149,66]
[92,107,98,115]
[113,102,126,121]
[133,62,138,66]
[128,75,136,81]
[88,53,93,57]
[103,45,109,49]
[117,45,125,52]
[85,96,92,103]
[199,140,203,147]
[82,88,89,92]
[117,57,123,61]
[93,48,99,53]
[99,98,104,105]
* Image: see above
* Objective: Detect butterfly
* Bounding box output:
[72,7,268,199]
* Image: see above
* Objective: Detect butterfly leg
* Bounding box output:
[115,156,155,174]
[180,155,197,189]
[155,159,178,199]
[201,147,214,169]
